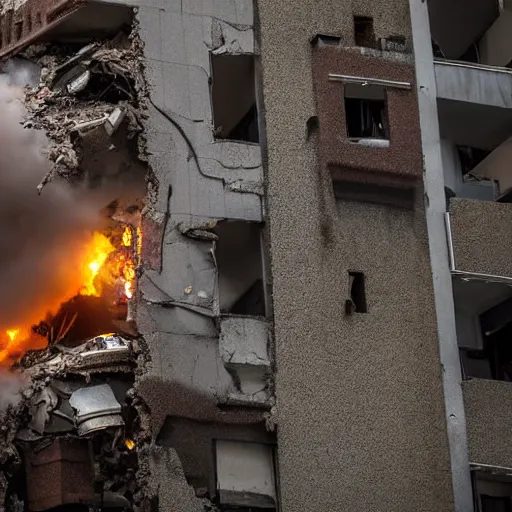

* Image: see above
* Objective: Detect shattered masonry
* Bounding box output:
[0,0,276,511]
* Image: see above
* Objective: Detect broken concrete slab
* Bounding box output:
[219,316,269,366]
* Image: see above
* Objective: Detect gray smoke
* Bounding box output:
[0,369,27,413]
[0,72,104,331]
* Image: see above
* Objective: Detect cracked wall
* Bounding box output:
[130,0,271,509]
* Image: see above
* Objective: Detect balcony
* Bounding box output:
[463,379,512,468]
[435,61,512,150]
[447,198,512,278]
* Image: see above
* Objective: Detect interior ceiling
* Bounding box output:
[428,0,499,59]
[437,98,512,150]
[453,276,512,314]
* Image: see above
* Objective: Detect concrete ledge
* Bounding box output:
[463,379,512,468]
[435,60,512,109]
[449,198,512,278]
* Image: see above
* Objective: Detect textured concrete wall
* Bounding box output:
[463,379,512,468]
[257,0,455,510]
[449,198,512,278]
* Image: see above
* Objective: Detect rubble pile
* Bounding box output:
[18,31,145,194]
[0,334,149,512]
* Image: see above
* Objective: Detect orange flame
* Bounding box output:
[80,232,116,297]
[0,225,139,365]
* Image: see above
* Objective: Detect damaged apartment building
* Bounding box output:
[1,0,512,511]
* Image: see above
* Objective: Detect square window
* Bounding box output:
[344,83,389,141]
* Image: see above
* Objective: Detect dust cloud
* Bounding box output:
[0,369,27,413]
[0,66,105,332]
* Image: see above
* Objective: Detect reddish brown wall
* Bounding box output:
[312,47,423,192]
[0,0,84,59]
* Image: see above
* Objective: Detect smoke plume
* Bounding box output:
[0,72,104,331]
[0,369,27,414]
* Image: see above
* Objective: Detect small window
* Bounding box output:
[344,83,389,141]
[210,54,259,143]
[354,16,376,48]
[348,271,367,313]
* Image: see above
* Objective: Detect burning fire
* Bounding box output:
[0,224,140,365]
[80,232,116,297]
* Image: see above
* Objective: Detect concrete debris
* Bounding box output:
[0,330,149,511]
[69,383,123,436]
[17,32,145,194]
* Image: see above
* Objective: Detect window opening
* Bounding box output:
[344,83,389,140]
[214,222,265,317]
[347,271,367,314]
[210,54,259,143]
[354,16,376,48]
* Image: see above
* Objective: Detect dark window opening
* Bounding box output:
[344,83,388,140]
[460,296,512,381]
[348,271,367,313]
[214,222,265,317]
[457,145,491,179]
[481,495,512,512]
[210,54,259,143]
[14,22,22,41]
[26,12,32,33]
[354,16,376,48]
[35,12,42,27]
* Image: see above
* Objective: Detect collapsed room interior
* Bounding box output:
[0,0,276,511]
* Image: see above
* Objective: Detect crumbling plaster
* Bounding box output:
[257,0,454,511]
[121,1,272,507]
[449,198,512,278]
[129,0,266,415]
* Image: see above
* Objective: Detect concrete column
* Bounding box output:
[409,1,474,511]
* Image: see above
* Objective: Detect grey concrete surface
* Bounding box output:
[435,60,512,109]
[450,198,512,278]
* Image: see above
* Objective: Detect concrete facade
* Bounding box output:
[257,0,455,510]
[463,379,512,468]
[449,198,512,278]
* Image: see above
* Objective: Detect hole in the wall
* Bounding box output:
[213,221,265,317]
[210,54,259,143]
[344,83,389,142]
[348,271,367,313]
[354,16,376,48]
